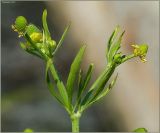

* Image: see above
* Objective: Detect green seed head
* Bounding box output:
[30,32,43,43]
[15,16,27,31]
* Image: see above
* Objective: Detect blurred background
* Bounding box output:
[1,1,159,132]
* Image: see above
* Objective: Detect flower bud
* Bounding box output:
[114,53,122,64]
[49,40,56,49]
[30,32,43,43]
[132,44,148,63]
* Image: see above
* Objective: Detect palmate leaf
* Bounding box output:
[81,74,118,111]
[53,23,71,55]
[66,45,86,103]
[133,128,148,132]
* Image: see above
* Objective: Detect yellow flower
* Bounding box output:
[30,32,43,43]
[131,44,148,63]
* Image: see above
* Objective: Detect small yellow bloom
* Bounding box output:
[131,44,148,63]
[30,32,43,43]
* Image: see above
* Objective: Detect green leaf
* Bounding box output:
[106,25,120,58]
[82,74,118,111]
[53,23,70,55]
[108,31,125,63]
[133,128,148,132]
[91,64,116,101]
[80,64,116,111]
[77,63,94,101]
[80,66,109,108]
[66,45,86,103]
[42,9,50,38]
[78,69,83,92]
[57,80,70,108]
[49,61,70,109]
[45,59,64,105]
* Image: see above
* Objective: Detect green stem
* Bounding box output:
[121,54,135,63]
[71,112,81,133]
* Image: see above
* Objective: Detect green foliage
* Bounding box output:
[12,9,149,132]
[66,45,86,103]
[133,128,148,132]
[77,64,94,102]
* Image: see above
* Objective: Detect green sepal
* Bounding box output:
[20,42,43,59]
[26,24,41,35]
[66,45,86,103]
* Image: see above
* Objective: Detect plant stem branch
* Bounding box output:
[121,54,135,63]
